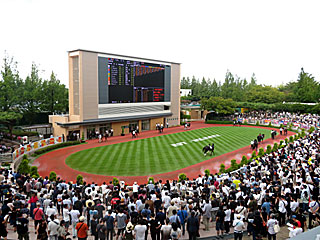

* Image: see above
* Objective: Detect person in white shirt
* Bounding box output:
[233,215,245,240]
[70,206,80,238]
[278,196,287,226]
[267,214,278,240]
[134,220,147,240]
[62,204,70,231]
[48,215,60,239]
[46,203,57,222]
[224,205,231,234]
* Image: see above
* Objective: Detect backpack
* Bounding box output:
[124,230,134,240]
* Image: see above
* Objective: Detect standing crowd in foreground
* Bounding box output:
[0,114,319,240]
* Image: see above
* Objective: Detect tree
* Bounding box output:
[246,85,284,104]
[292,68,320,103]
[201,96,236,115]
[0,111,22,137]
[0,55,22,111]
[41,72,68,114]
[18,159,30,174]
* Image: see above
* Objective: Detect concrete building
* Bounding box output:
[50,50,181,139]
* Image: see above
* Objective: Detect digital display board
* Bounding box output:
[107,58,165,103]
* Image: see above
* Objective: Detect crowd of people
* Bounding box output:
[0,113,319,240]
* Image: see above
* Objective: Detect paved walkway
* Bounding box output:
[33,122,295,185]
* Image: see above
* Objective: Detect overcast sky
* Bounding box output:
[0,0,319,87]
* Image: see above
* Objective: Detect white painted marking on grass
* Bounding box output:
[171,135,221,147]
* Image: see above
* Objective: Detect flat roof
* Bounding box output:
[68,49,181,65]
[57,112,172,127]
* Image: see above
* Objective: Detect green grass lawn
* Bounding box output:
[65,126,271,176]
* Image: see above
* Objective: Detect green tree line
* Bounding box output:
[181,68,320,103]
[0,55,68,133]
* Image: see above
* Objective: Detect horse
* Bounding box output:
[203,144,214,156]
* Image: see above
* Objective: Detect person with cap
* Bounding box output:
[123,222,134,240]
[233,214,245,240]
[76,216,88,240]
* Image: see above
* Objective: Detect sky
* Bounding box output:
[0,0,319,87]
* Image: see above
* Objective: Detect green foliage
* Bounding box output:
[0,111,23,137]
[30,166,39,178]
[201,96,236,115]
[240,156,248,166]
[272,143,278,152]
[246,85,285,104]
[266,145,272,154]
[148,177,155,184]
[18,159,30,174]
[178,173,187,182]
[258,147,264,157]
[308,126,315,134]
[219,164,226,173]
[279,140,284,148]
[49,171,57,181]
[76,175,84,185]
[289,136,294,142]
[23,154,28,160]
[33,141,81,156]
[112,177,119,186]
[230,159,239,171]
[204,169,210,176]
[285,138,288,144]
[205,120,233,124]
[268,122,272,127]
[81,132,85,141]
[251,151,257,159]
[256,120,260,126]
[182,115,191,119]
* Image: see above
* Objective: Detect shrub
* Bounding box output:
[230,159,239,171]
[112,177,119,186]
[204,169,210,176]
[258,147,264,157]
[268,122,272,127]
[219,164,226,173]
[256,120,260,126]
[308,126,315,134]
[33,141,81,156]
[18,159,30,174]
[280,123,284,128]
[285,138,288,144]
[23,154,28,160]
[205,120,233,124]
[272,143,278,152]
[289,136,294,142]
[294,134,299,140]
[251,151,257,159]
[148,177,155,184]
[30,166,39,178]
[178,173,187,182]
[240,156,248,166]
[76,175,84,185]
[266,145,272,154]
[244,120,248,125]
[49,171,57,181]
[81,132,85,141]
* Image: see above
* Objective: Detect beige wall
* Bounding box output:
[80,51,99,121]
[150,117,164,130]
[112,122,130,136]
[169,63,181,126]
[49,115,69,137]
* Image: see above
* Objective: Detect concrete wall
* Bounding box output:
[80,51,99,121]
[111,122,130,136]
[49,115,69,137]
[150,117,164,130]
[168,63,180,126]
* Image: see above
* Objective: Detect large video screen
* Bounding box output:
[107,58,165,103]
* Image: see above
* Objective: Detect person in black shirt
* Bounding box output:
[149,212,161,240]
[215,206,225,238]
[16,212,29,240]
[156,208,166,226]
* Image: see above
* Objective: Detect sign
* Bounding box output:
[49,138,55,145]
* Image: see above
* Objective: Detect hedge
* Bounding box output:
[32,141,81,156]
[205,120,234,124]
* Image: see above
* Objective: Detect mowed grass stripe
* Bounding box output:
[65,127,271,176]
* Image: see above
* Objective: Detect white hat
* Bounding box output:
[79,216,85,222]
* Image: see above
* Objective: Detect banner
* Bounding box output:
[20,147,25,155]
[33,142,39,149]
[40,140,46,147]
[57,136,62,143]
[26,144,31,152]
[49,138,55,145]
